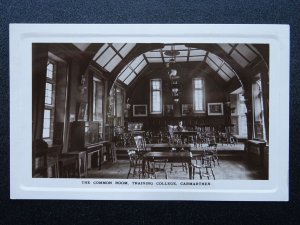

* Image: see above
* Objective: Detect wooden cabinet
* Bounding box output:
[33,149,48,177]
[85,144,103,170]
[68,121,115,176]
[62,151,87,178]
[69,121,100,151]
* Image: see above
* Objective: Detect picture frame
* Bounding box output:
[77,102,87,121]
[181,104,193,116]
[207,102,224,116]
[163,104,174,117]
[133,104,147,117]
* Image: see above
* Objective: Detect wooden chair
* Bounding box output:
[192,154,215,180]
[134,135,147,152]
[127,135,148,179]
[127,150,143,178]
[168,125,176,144]
[170,148,188,173]
[144,157,168,179]
[204,145,220,167]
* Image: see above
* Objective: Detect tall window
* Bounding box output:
[115,87,124,126]
[193,78,205,112]
[252,75,266,140]
[150,79,162,114]
[107,86,124,126]
[43,60,56,140]
[93,77,104,139]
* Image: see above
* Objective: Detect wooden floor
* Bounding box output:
[87,143,267,180]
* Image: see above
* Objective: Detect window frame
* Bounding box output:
[42,59,56,141]
[192,78,206,113]
[150,79,162,114]
[252,75,266,141]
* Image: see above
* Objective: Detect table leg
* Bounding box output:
[188,162,192,179]
[142,158,146,178]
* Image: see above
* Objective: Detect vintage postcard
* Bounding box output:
[10,24,289,200]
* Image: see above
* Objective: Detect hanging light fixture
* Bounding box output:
[164,44,181,103]
[165,45,180,79]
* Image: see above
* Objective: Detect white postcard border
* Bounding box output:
[10,24,289,201]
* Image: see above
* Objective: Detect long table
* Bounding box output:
[142,152,193,179]
[151,144,191,152]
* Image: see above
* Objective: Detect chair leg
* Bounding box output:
[192,167,195,179]
[211,168,215,180]
[127,167,131,179]
[199,168,202,179]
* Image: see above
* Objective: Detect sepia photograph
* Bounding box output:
[10,24,289,200]
[31,42,270,180]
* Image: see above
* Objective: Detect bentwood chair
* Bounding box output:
[144,157,168,179]
[204,145,220,167]
[168,125,177,144]
[127,150,144,179]
[192,154,215,180]
[134,135,147,152]
[170,148,188,173]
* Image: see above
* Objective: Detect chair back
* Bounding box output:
[134,135,146,151]
[168,125,178,144]
[127,150,137,166]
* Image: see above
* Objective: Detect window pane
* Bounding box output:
[230,50,249,68]
[119,43,135,57]
[175,57,188,62]
[194,90,203,111]
[112,43,125,51]
[194,79,203,89]
[123,73,136,85]
[206,57,219,71]
[150,80,162,113]
[151,80,160,90]
[105,54,122,72]
[152,90,161,112]
[130,55,143,69]
[177,50,188,57]
[93,43,109,60]
[147,57,163,63]
[145,51,161,58]
[208,53,223,67]
[134,60,147,74]
[45,83,53,105]
[218,44,232,53]
[189,56,205,61]
[43,109,51,138]
[235,44,257,62]
[46,63,54,79]
[194,79,204,112]
[217,69,231,82]
[118,67,132,81]
[96,47,115,67]
[221,64,235,78]
[189,49,206,56]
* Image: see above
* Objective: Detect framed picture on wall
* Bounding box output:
[133,104,147,117]
[182,104,193,116]
[78,102,87,121]
[207,102,224,116]
[163,104,174,117]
